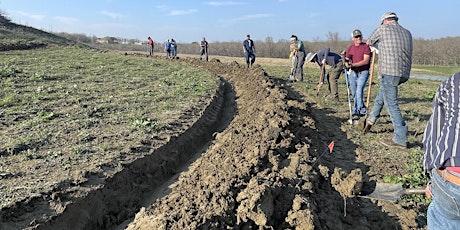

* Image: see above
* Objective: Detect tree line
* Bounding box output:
[57,32,460,66]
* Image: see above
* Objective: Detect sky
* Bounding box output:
[1,0,459,43]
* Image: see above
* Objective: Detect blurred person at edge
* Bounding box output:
[422,72,460,230]
[362,12,412,149]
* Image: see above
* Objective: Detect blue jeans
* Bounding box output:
[245,52,255,66]
[349,70,369,116]
[428,169,460,229]
[368,74,408,146]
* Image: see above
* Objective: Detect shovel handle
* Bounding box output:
[366,51,376,108]
[404,188,425,195]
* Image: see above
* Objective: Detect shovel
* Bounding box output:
[359,182,425,202]
[360,49,377,131]
[316,63,326,96]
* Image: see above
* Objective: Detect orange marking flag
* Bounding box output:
[328,141,334,154]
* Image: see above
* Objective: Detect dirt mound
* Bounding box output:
[1,56,419,229]
[124,58,419,229]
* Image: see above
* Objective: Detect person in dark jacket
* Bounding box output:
[242,34,256,67]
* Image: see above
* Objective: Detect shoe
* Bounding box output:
[352,115,360,120]
[380,137,407,149]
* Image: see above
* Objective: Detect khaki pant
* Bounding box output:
[326,61,344,99]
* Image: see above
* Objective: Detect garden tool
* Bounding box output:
[361,49,377,130]
[316,63,326,96]
[360,182,425,202]
[344,67,353,124]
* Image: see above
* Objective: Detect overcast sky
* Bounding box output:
[1,0,459,43]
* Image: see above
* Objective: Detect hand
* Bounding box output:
[321,59,326,65]
[316,82,323,89]
[425,183,432,199]
[370,46,379,54]
[344,62,351,69]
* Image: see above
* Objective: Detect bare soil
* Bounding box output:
[1,55,424,229]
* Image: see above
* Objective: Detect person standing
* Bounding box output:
[170,38,177,58]
[362,12,413,149]
[288,35,306,82]
[345,29,371,120]
[165,39,171,58]
[242,34,256,67]
[200,37,209,61]
[147,36,154,57]
[306,48,344,101]
[422,72,460,229]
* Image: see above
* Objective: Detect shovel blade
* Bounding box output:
[361,183,406,202]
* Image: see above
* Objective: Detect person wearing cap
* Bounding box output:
[306,48,344,101]
[362,12,413,149]
[422,72,460,229]
[242,34,256,67]
[345,29,371,121]
[288,35,306,82]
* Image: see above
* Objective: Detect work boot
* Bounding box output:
[380,137,407,149]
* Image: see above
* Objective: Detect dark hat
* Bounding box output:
[352,29,362,37]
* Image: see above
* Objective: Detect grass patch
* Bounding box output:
[0,46,219,208]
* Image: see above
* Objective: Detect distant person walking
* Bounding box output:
[165,39,172,58]
[147,36,154,57]
[200,37,209,61]
[242,34,256,67]
[345,29,371,120]
[170,38,177,58]
[288,35,306,82]
[422,72,460,230]
[362,12,413,149]
[306,48,344,101]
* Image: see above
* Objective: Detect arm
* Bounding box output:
[291,41,301,51]
[423,73,460,173]
[317,48,330,65]
[366,27,381,46]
